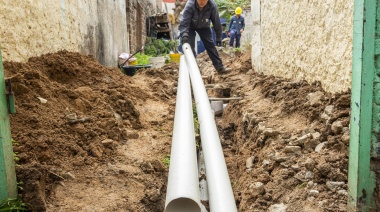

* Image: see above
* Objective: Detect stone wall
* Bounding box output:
[0,0,156,67]
[251,0,354,93]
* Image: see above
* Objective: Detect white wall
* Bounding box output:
[252,0,354,93]
[0,0,129,67]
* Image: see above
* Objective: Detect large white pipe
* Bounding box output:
[182,43,237,212]
[165,55,202,212]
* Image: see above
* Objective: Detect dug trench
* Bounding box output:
[4,48,351,211]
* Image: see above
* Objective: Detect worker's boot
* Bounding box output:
[217,67,231,74]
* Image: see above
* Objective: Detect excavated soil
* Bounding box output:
[4,48,353,211]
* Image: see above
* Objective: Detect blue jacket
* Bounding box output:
[178,0,222,41]
[229,15,245,35]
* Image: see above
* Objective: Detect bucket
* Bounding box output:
[129,60,138,65]
[149,56,166,68]
[169,53,181,63]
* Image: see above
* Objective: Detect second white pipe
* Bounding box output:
[182,43,237,212]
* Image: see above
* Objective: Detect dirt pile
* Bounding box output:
[4,51,178,211]
[202,49,350,211]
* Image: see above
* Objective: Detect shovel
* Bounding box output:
[118,46,145,68]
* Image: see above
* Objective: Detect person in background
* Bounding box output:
[228,7,245,48]
[179,0,230,73]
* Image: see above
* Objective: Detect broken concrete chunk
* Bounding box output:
[309,190,319,197]
[250,182,265,195]
[290,133,311,145]
[268,203,288,212]
[326,181,345,191]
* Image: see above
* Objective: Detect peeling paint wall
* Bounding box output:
[0,0,131,67]
[252,0,354,93]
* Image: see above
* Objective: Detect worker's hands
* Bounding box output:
[182,33,189,44]
[216,40,222,47]
[240,29,244,33]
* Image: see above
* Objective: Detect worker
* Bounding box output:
[228,7,245,48]
[179,0,230,74]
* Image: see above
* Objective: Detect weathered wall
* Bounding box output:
[252,0,354,93]
[240,9,254,47]
[0,0,131,67]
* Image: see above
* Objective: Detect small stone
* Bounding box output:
[326,181,345,191]
[311,132,321,140]
[309,190,319,197]
[315,142,326,153]
[64,172,76,180]
[307,181,314,188]
[263,160,270,165]
[324,105,334,115]
[307,91,324,106]
[321,113,330,120]
[270,153,289,162]
[268,203,288,212]
[331,121,343,135]
[101,139,114,145]
[337,189,348,196]
[341,134,350,145]
[246,156,255,169]
[304,158,316,171]
[284,146,302,154]
[290,134,311,145]
[250,182,265,196]
[305,171,314,179]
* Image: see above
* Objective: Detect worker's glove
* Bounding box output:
[216,40,222,47]
[182,33,189,44]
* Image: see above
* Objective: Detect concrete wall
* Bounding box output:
[252,0,354,93]
[0,0,155,67]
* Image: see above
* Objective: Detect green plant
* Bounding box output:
[162,154,171,167]
[144,38,173,56]
[0,197,28,211]
[192,103,200,135]
[134,53,151,65]
[215,0,251,29]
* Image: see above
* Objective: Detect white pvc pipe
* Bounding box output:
[182,43,237,212]
[165,55,202,212]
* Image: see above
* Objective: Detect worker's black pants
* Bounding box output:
[187,28,224,71]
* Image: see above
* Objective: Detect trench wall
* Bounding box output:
[251,0,354,93]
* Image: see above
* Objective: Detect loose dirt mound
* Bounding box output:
[4,51,178,211]
[202,49,350,211]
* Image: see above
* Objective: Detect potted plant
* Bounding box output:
[144,38,169,68]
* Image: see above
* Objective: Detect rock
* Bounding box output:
[64,172,76,180]
[341,134,350,145]
[307,181,314,188]
[324,105,334,115]
[101,139,114,146]
[250,182,265,196]
[290,133,311,145]
[309,190,319,197]
[89,144,103,159]
[246,156,255,169]
[315,142,327,153]
[326,181,345,191]
[284,146,301,154]
[307,91,324,106]
[311,132,321,140]
[331,121,343,135]
[37,97,48,104]
[268,203,288,212]
[337,189,348,196]
[305,171,314,179]
[263,160,270,165]
[321,113,330,120]
[263,128,279,137]
[304,158,316,171]
[270,153,289,162]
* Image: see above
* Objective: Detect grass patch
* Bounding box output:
[0,197,28,211]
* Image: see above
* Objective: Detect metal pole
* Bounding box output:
[165,55,202,212]
[348,0,376,210]
[182,43,237,212]
[0,45,17,200]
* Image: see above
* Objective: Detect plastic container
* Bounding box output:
[149,56,166,68]
[169,53,181,63]
[129,60,138,65]
[210,101,224,115]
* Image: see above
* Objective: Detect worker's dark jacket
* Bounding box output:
[178,0,222,41]
[229,15,245,35]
